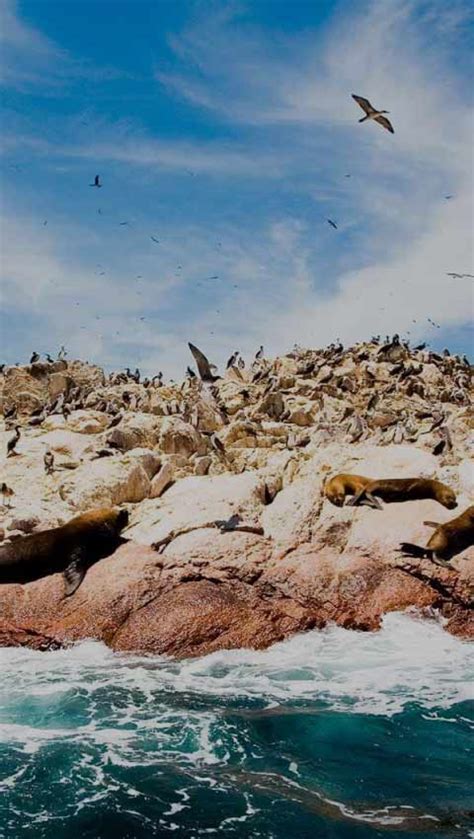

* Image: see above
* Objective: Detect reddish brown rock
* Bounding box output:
[0,526,471,656]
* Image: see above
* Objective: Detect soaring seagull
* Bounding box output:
[90,174,102,187]
[352,95,394,134]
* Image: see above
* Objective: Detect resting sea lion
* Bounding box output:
[400,505,474,567]
[325,474,457,511]
[324,473,370,507]
[0,507,129,596]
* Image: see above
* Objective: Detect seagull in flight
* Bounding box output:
[90,174,102,188]
[352,95,394,134]
[188,342,220,382]
[327,219,338,230]
[446,272,474,279]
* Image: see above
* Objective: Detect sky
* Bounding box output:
[0,0,473,377]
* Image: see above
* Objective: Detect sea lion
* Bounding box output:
[324,474,371,507]
[400,505,474,567]
[0,507,129,596]
[325,474,457,511]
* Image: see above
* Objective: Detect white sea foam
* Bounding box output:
[0,612,471,726]
[0,612,471,835]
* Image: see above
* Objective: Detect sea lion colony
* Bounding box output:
[0,337,472,593]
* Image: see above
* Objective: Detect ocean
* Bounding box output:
[0,612,472,839]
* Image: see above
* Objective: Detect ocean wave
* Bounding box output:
[0,611,471,722]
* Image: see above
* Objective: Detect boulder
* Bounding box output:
[107,413,161,451]
[159,417,207,457]
[150,462,174,498]
[58,452,153,509]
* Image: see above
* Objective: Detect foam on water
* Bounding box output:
[0,612,471,721]
[0,611,472,838]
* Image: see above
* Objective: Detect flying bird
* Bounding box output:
[188,342,219,382]
[90,175,102,188]
[446,272,474,279]
[150,236,160,244]
[352,95,394,134]
[327,219,338,230]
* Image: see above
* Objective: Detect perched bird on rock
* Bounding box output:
[30,351,40,363]
[44,449,54,475]
[0,483,14,507]
[7,426,21,457]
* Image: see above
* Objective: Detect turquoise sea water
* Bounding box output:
[0,612,472,839]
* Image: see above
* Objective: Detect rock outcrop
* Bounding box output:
[0,339,472,656]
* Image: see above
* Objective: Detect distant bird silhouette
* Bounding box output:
[226,351,238,368]
[352,95,394,134]
[108,413,123,429]
[150,236,160,244]
[7,426,21,457]
[255,345,264,360]
[188,342,219,382]
[414,342,427,351]
[209,433,226,457]
[446,272,474,279]
[30,351,39,363]
[186,366,197,379]
[327,219,338,230]
[90,174,102,188]
[46,353,54,363]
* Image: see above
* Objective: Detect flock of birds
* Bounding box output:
[1,94,470,484]
[1,330,470,489]
[23,93,470,355]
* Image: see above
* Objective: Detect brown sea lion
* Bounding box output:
[325,474,457,511]
[0,507,129,596]
[400,505,474,567]
[324,473,371,507]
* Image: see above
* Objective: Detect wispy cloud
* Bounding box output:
[0,0,472,374]
[0,0,129,89]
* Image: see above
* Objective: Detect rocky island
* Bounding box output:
[0,339,472,655]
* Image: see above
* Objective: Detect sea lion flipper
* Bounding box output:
[430,553,452,568]
[346,488,366,507]
[347,489,382,510]
[363,491,383,510]
[63,548,87,596]
[399,542,428,559]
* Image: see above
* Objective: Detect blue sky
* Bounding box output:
[0,0,473,376]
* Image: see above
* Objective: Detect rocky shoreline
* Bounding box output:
[0,339,472,654]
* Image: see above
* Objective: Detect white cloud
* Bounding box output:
[0,0,472,374]
[0,0,130,88]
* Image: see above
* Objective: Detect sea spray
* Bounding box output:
[0,612,472,838]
